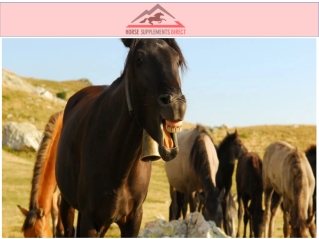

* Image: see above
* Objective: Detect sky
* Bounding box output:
[2,38,316,127]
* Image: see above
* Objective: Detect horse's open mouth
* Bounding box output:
[159,120,183,161]
[162,120,182,148]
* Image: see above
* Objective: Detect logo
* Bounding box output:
[126,4,186,36]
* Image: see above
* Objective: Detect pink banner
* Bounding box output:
[0,3,318,37]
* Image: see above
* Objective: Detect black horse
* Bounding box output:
[55,39,187,237]
[215,130,248,236]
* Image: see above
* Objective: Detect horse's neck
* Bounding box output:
[33,117,62,213]
[218,143,235,166]
[94,78,143,180]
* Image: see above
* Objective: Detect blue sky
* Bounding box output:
[2,38,316,127]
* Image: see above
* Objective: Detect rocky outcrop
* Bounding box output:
[138,212,229,238]
[2,122,43,152]
[2,69,65,103]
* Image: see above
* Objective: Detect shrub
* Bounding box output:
[56,91,67,100]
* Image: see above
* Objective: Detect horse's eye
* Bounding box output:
[135,58,142,64]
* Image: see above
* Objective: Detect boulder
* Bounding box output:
[2,122,43,152]
[138,212,229,238]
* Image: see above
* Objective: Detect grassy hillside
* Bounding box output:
[2,71,316,237]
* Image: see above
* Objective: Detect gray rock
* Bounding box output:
[138,212,229,238]
[2,122,43,151]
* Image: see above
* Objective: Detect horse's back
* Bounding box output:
[237,152,262,192]
[263,141,315,200]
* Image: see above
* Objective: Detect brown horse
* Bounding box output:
[165,125,224,227]
[236,152,264,238]
[17,111,64,237]
[263,141,316,238]
[55,38,187,237]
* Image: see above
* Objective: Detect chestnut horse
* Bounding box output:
[236,152,264,238]
[166,125,224,227]
[55,38,187,237]
[18,111,64,237]
[263,141,316,238]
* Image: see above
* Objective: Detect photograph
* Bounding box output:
[2,37,316,238]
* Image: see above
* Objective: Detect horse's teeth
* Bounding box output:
[166,125,182,133]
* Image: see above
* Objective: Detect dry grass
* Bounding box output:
[3,123,315,238]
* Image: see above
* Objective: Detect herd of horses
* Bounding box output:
[16,38,316,238]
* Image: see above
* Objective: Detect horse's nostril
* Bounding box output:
[158,94,172,105]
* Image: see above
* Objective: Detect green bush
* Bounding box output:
[56,91,67,100]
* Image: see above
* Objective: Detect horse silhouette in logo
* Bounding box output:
[140,12,166,25]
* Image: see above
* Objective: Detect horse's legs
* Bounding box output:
[269,192,282,238]
[51,190,59,237]
[242,198,250,238]
[78,208,98,237]
[222,193,228,235]
[181,193,188,219]
[169,185,179,220]
[118,207,143,237]
[76,212,81,237]
[263,187,274,238]
[188,192,197,213]
[60,196,75,237]
[236,194,244,237]
[308,199,316,237]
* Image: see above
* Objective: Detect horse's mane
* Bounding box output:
[305,144,316,158]
[22,111,63,231]
[122,38,187,78]
[249,152,262,175]
[289,149,308,225]
[30,111,63,210]
[189,124,217,194]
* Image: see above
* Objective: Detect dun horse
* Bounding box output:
[263,141,316,238]
[215,130,247,237]
[236,152,264,238]
[55,38,187,237]
[165,125,224,227]
[17,111,64,237]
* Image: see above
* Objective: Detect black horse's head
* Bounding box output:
[198,188,224,227]
[121,38,187,162]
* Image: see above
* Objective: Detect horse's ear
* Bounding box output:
[163,38,175,44]
[17,205,29,217]
[121,38,134,48]
[38,207,44,218]
[226,131,230,136]
[235,129,238,135]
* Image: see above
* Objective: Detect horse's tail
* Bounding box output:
[139,18,148,23]
[29,111,64,211]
